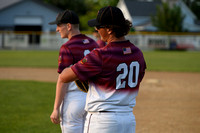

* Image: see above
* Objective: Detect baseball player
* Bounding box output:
[56,6,146,133]
[92,30,106,48]
[49,9,98,133]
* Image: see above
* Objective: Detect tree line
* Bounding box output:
[43,0,200,32]
[43,0,118,31]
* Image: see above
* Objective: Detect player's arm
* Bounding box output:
[60,67,78,83]
[50,74,69,124]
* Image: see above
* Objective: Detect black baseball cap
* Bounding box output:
[88,6,126,27]
[49,9,79,25]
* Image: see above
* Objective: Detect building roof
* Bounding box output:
[124,0,162,16]
[0,0,22,10]
[0,0,61,12]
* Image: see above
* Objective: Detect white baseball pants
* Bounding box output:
[84,112,136,133]
[60,91,87,133]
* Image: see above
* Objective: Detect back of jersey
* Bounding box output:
[72,40,146,112]
[58,34,98,92]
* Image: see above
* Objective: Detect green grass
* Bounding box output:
[143,50,200,72]
[0,50,200,72]
[0,50,58,68]
[0,80,60,133]
[0,50,199,132]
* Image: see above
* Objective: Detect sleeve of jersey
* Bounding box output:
[71,50,102,81]
[138,57,147,83]
[57,45,73,74]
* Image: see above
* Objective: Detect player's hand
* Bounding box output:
[50,109,60,124]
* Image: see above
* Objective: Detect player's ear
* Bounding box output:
[106,28,112,35]
[66,23,72,30]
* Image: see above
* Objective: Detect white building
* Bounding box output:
[117,0,200,32]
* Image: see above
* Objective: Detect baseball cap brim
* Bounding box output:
[48,20,58,25]
[88,19,101,27]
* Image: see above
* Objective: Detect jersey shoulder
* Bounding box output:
[67,34,97,46]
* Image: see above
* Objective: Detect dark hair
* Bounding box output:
[106,20,132,38]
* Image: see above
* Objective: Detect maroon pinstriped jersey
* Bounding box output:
[57,34,99,73]
[71,40,146,112]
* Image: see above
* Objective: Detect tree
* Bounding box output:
[182,0,192,6]
[43,0,119,31]
[190,0,200,20]
[79,0,119,31]
[183,0,200,20]
[43,0,87,15]
[151,2,185,32]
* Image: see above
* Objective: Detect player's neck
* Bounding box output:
[107,35,126,44]
[68,30,81,40]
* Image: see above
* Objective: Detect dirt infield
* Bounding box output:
[0,67,200,133]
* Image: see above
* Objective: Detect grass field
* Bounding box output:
[0,50,58,68]
[0,50,200,132]
[0,50,200,72]
[143,50,200,72]
[0,80,60,133]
